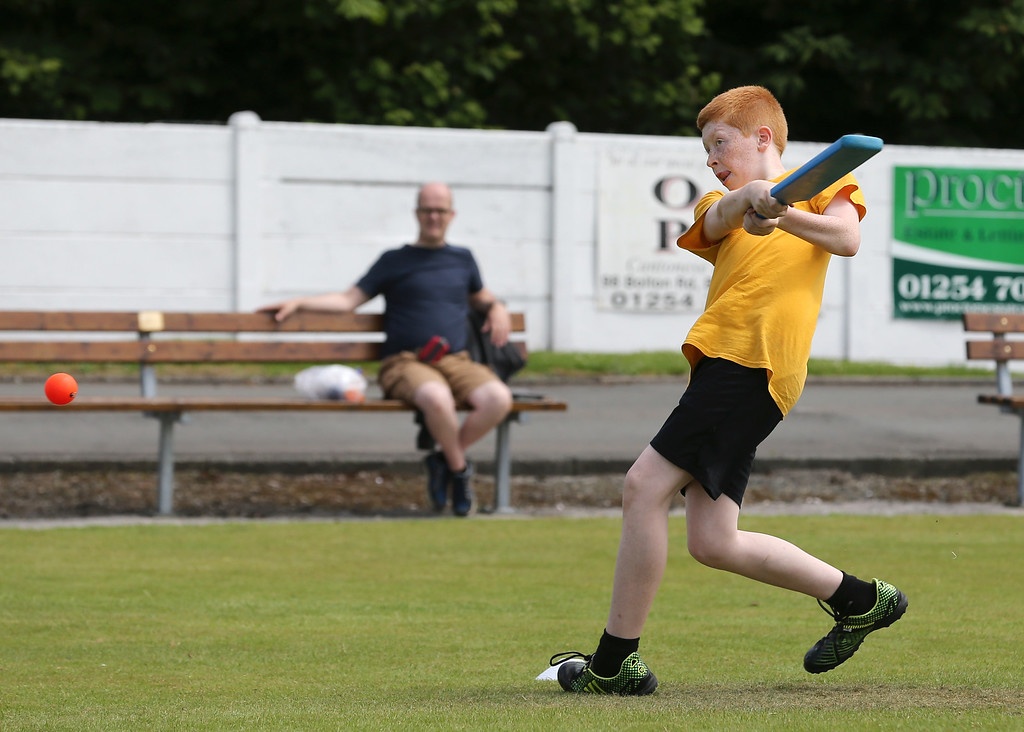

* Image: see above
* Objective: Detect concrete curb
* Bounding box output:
[0,455,1017,478]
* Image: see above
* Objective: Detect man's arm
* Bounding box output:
[258,285,371,322]
[469,288,511,346]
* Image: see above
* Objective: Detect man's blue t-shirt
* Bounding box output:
[356,244,483,358]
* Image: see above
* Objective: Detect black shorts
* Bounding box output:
[649,357,783,507]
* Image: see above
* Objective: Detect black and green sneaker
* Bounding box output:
[804,578,908,674]
[550,651,658,695]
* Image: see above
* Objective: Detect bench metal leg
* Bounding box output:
[493,416,514,513]
[156,412,180,515]
[1018,414,1024,507]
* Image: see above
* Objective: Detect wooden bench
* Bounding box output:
[963,312,1024,505]
[0,310,567,515]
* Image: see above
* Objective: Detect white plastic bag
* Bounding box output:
[293,364,368,403]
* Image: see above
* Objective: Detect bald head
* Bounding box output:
[414,182,456,248]
[417,182,453,209]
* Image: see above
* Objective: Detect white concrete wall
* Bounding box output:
[2,113,1021,365]
[0,117,235,310]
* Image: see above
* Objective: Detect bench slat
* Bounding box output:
[0,310,527,334]
[156,311,526,333]
[0,340,385,363]
[0,396,568,413]
[978,394,1024,407]
[0,311,142,331]
[962,312,1024,333]
[965,340,1024,361]
[0,310,386,333]
[158,312,389,333]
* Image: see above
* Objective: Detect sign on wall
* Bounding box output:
[892,166,1024,319]
[597,146,713,313]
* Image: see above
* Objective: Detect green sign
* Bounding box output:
[892,166,1024,319]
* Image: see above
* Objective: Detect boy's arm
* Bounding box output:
[702,181,861,257]
[774,191,861,257]
[702,180,788,243]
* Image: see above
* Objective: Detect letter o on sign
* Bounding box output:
[653,177,699,209]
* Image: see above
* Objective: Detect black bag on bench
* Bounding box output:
[465,308,527,383]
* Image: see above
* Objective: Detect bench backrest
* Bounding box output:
[962,313,1024,396]
[0,310,528,364]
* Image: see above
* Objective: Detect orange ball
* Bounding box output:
[44,372,78,405]
[344,389,366,404]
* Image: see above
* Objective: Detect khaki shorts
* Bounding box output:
[378,350,500,407]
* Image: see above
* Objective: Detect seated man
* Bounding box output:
[260,182,513,516]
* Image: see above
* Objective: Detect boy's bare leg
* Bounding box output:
[684,480,843,599]
[605,446,690,639]
[605,446,844,641]
[568,445,902,690]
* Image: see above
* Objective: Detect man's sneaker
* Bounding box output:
[424,452,449,512]
[804,579,908,674]
[550,651,658,695]
[450,461,474,517]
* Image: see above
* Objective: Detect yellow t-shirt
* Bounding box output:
[676,173,866,415]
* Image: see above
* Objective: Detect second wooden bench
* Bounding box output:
[963,311,1024,506]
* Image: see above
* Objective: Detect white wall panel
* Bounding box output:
[0,119,229,179]
[260,123,550,188]
[1,114,1021,363]
[0,180,230,234]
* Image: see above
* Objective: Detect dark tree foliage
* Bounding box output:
[0,0,710,134]
[471,1,714,136]
[700,0,1024,147]
[2,0,1024,147]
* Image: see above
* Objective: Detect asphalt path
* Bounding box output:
[0,378,1017,476]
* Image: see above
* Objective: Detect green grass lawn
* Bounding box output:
[1,514,1022,730]
[0,352,996,384]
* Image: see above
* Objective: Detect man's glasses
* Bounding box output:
[416,207,452,216]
